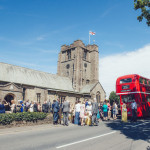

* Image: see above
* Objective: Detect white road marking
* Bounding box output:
[56,131,116,149]
[131,121,150,128]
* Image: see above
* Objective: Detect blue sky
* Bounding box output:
[0,0,150,96]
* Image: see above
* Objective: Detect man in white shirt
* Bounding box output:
[74,101,81,125]
[131,99,137,122]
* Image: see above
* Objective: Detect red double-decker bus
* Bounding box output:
[116,74,150,117]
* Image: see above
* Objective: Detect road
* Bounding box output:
[0,119,150,150]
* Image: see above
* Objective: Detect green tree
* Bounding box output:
[134,0,150,26]
[109,91,120,105]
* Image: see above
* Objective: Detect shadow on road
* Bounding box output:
[104,119,150,143]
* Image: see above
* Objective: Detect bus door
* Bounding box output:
[121,94,135,117]
[141,94,147,117]
[146,95,150,117]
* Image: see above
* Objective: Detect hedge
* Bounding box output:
[0,112,47,125]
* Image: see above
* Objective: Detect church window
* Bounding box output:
[83,50,87,60]
[84,63,87,68]
[23,88,26,101]
[86,80,90,84]
[58,96,66,105]
[67,50,71,60]
[66,64,70,69]
[82,79,84,84]
[73,64,74,74]
[96,92,101,104]
[37,93,41,103]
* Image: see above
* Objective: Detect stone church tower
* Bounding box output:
[57,40,99,92]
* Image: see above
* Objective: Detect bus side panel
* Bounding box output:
[136,93,143,117]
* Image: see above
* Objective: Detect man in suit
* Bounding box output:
[33,101,38,112]
[62,99,70,126]
[92,98,98,126]
[131,99,137,122]
[52,100,59,125]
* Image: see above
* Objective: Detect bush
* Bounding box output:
[0,112,47,125]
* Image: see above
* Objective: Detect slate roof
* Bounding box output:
[80,83,98,94]
[0,62,74,92]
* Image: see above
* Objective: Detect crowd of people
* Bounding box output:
[0,98,121,126]
[0,99,51,114]
[50,98,120,126]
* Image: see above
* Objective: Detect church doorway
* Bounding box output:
[4,94,15,111]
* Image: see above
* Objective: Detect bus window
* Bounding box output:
[147,95,150,102]
[148,80,150,86]
[120,78,132,84]
[139,78,144,84]
[142,95,146,102]
[121,94,135,103]
[144,79,148,85]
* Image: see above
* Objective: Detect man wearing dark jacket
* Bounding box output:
[42,101,49,113]
[33,101,38,112]
[52,100,59,124]
[62,99,70,126]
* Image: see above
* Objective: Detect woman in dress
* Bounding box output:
[37,102,42,112]
[10,100,16,113]
[113,102,118,120]
[20,101,24,112]
[85,101,92,125]
[29,101,34,112]
[80,101,85,126]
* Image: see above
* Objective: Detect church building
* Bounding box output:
[0,40,106,108]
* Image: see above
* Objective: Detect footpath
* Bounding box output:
[0,123,76,136]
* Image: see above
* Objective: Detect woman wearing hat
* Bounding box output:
[20,101,24,112]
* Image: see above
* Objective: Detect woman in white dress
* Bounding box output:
[29,101,34,112]
[80,101,85,126]
[10,100,16,113]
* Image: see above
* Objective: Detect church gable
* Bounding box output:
[90,82,106,102]
[0,82,22,92]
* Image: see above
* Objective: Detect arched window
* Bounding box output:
[96,91,101,104]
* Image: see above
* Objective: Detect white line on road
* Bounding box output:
[56,131,116,149]
[131,121,150,128]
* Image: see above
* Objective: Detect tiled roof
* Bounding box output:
[80,83,97,94]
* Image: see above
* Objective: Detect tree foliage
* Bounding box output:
[109,91,120,105]
[134,0,150,26]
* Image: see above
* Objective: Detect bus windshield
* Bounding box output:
[121,94,135,103]
[120,78,132,84]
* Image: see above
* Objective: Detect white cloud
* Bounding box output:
[36,36,45,41]
[36,35,47,41]
[99,44,150,98]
